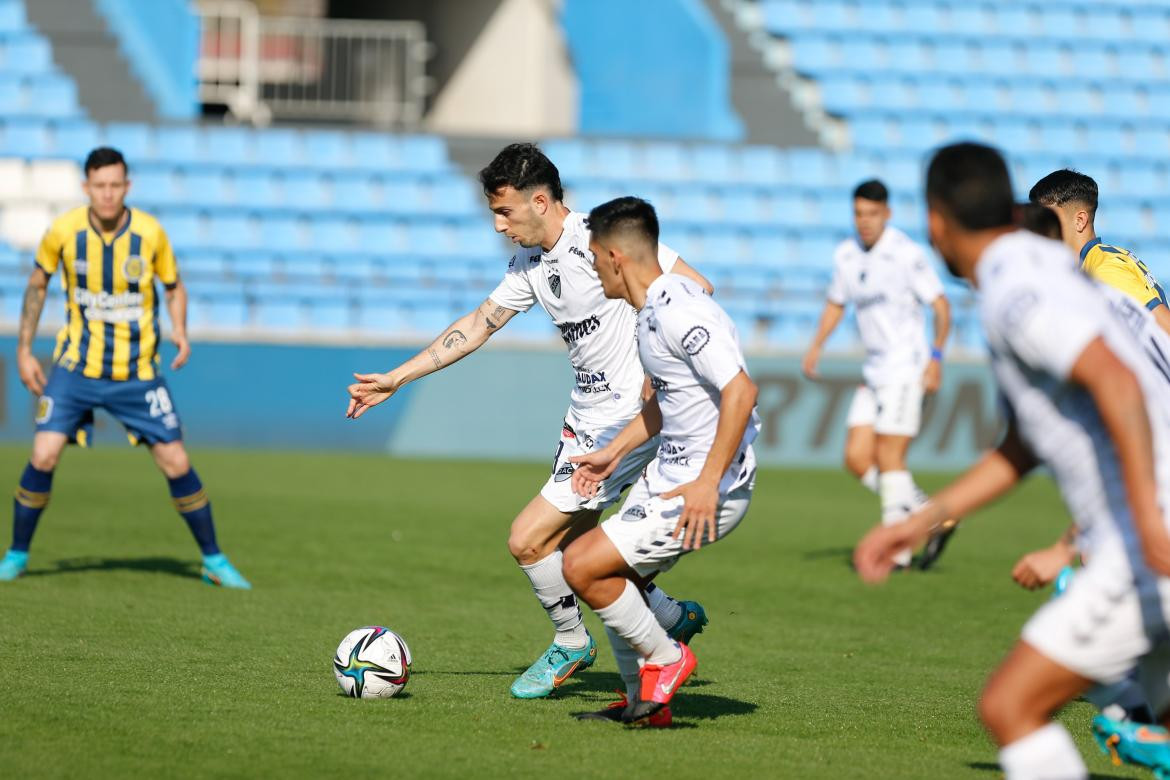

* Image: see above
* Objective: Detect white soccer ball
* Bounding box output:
[333,626,412,699]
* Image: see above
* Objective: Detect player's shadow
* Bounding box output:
[571,692,756,727]
[967,762,1129,779]
[803,547,856,568]
[27,556,202,580]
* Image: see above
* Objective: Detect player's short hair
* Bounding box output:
[925,142,1015,231]
[1028,169,1098,219]
[586,196,659,248]
[478,143,564,202]
[852,179,889,203]
[1017,202,1063,241]
[84,146,127,175]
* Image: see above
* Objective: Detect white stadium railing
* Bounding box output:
[197,0,430,128]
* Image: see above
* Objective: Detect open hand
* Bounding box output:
[569,449,620,498]
[346,372,399,419]
[170,331,191,370]
[17,350,45,396]
[662,478,719,551]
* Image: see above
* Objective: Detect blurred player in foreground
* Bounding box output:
[346,144,712,699]
[0,147,249,588]
[565,197,759,726]
[802,179,951,569]
[855,143,1170,779]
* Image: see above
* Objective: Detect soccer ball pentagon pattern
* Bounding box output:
[333,626,412,699]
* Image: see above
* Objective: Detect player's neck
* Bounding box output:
[538,203,572,252]
[624,263,663,310]
[1075,228,1098,257]
[88,207,128,236]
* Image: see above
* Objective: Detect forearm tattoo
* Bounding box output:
[18,284,45,349]
[442,329,468,350]
[484,305,506,330]
[427,348,442,369]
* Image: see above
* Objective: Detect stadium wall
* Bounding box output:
[0,340,999,470]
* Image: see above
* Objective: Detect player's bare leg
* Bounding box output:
[844,424,878,493]
[149,441,249,589]
[0,432,68,581]
[979,641,1092,778]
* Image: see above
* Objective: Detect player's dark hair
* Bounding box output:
[852,179,889,203]
[925,142,1015,231]
[586,196,659,247]
[84,146,127,175]
[1028,169,1098,219]
[1017,202,1063,241]
[478,143,563,202]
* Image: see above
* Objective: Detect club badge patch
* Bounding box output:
[548,271,561,298]
[122,255,145,282]
[681,325,710,356]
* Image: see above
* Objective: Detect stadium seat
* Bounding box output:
[52,120,100,159]
[0,157,25,202]
[0,34,51,74]
[253,298,305,330]
[27,159,79,202]
[0,202,51,249]
[104,123,155,162]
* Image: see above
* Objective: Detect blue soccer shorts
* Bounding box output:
[35,367,183,446]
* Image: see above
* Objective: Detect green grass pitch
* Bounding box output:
[0,445,1145,778]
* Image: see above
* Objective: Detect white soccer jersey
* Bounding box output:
[638,273,760,495]
[978,231,1170,560]
[1097,281,1170,388]
[826,226,944,387]
[490,212,679,425]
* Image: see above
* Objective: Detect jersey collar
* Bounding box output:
[1079,237,1102,265]
[88,206,133,246]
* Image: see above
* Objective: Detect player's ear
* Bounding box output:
[531,189,548,216]
[1075,208,1089,234]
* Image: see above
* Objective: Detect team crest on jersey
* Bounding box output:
[548,270,562,298]
[681,325,710,356]
[122,255,145,282]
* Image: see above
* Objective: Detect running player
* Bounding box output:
[346,144,713,699]
[855,142,1170,779]
[0,147,249,588]
[1029,169,1170,337]
[564,196,758,725]
[802,179,951,569]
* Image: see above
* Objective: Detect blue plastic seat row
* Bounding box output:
[0,32,51,74]
[0,73,80,119]
[0,1,26,34]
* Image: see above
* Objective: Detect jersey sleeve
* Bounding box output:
[656,243,679,273]
[34,223,63,275]
[991,282,1102,380]
[662,297,747,391]
[153,224,179,288]
[1087,259,1161,310]
[907,247,944,303]
[488,256,537,312]
[825,255,848,305]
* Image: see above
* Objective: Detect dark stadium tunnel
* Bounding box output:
[26,556,202,580]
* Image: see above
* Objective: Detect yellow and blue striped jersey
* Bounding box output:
[35,206,179,381]
[1080,237,1167,311]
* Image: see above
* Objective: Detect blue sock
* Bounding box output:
[12,463,53,552]
[167,469,220,556]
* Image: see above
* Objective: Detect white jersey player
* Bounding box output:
[855,143,1170,780]
[563,197,759,727]
[802,179,951,569]
[345,143,714,701]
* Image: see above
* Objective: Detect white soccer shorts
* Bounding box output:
[539,410,659,514]
[1022,543,1170,715]
[601,466,754,578]
[844,380,924,437]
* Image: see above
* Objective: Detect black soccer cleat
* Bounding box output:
[918,523,959,571]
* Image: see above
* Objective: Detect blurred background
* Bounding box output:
[0,0,1164,466]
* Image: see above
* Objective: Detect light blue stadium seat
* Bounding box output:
[1129,8,1170,44]
[0,1,25,33]
[348,132,398,171]
[228,252,280,280]
[253,298,305,330]
[951,4,992,35]
[355,301,412,333]
[158,210,202,249]
[786,149,835,185]
[178,251,227,278]
[230,169,280,209]
[540,139,589,179]
[310,217,359,252]
[181,169,229,208]
[204,126,253,165]
[1135,126,1170,160]
[52,119,99,158]
[330,173,380,214]
[736,146,784,184]
[898,115,940,150]
[589,140,637,178]
[0,34,51,74]
[308,298,352,330]
[258,215,307,252]
[207,211,257,249]
[130,167,179,207]
[790,35,836,72]
[1086,124,1126,153]
[433,176,479,216]
[357,219,406,253]
[0,117,49,156]
[974,40,1019,77]
[155,125,204,164]
[302,130,351,169]
[642,143,690,182]
[27,75,79,118]
[279,171,329,210]
[398,135,447,172]
[691,144,736,183]
[0,75,22,112]
[253,128,303,167]
[104,123,155,162]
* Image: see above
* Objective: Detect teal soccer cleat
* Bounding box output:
[1092,715,1170,779]
[667,600,708,644]
[510,635,598,699]
[201,553,252,590]
[0,549,28,581]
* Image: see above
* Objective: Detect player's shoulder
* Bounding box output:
[505,245,541,273]
[881,226,927,260]
[48,205,88,235]
[832,237,858,264]
[650,274,725,331]
[979,232,1086,321]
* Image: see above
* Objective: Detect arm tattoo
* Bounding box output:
[427,348,443,369]
[485,305,506,330]
[18,284,46,350]
[442,329,468,350]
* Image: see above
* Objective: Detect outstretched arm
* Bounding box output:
[802,301,845,379]
[17,267,50,395]
[346,298,517,419]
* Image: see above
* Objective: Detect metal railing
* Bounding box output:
[197,0,430,128]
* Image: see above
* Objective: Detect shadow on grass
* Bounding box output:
[967,762,1130,779]
[26,556,202,581]
[570,693,757,727]
[803,547,855,566]
[336,692,413,700]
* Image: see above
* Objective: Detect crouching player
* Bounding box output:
[562,197,759,725]
[855,143,1170,778]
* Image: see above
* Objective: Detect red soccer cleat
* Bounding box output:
[640,642,697,706]
[575,690,672,728]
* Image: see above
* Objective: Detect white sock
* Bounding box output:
[596,580,681,666]
[859,466,879,494]
[879,470,919,567]
[605,625,642,699]
[644,583,684,631]
[519,551,588,649]
[998,723,1087,780]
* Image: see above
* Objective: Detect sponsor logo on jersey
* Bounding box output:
[558,314,601,345]
[681,325,710,356]
[623,504,647,520]
[568,245,588,260]
[548,271,562,298]
[73,288,146,323]
[575,369,611,394]
[660,440,689,466]
[553,462,575,482]
[854,293,888,310]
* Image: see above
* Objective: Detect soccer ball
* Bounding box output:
[333,626,412,699]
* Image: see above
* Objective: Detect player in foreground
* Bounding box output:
[347,144,713,699]
[855,142,1170,779]
[0,147,249,588]
[802,179,951,569]
[563,197,759,725]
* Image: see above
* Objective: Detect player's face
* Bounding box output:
[853,198,889,248]
[589,237,625,300]
[927,206,962,279]
[84,163,130,222]
[487,185,547,248]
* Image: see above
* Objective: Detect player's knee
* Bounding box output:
[28,448,60,472]
[977,684,1021,741]
[842,447,870,479]
[153,445,190,479]
[507,527,541,565]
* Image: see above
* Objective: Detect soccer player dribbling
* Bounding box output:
[855,142,1170,778]
[0,147,249,588]
[346,144,714,700]
[564,197,759,725]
